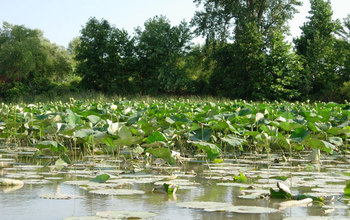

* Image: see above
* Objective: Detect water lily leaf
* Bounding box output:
[90,174,110,183]
[238,108,252,116]
[176,201,278,213]
[146,147,176,165]
[0,178,24,186]
[118,125,132,139]
[189,128,212,141]
[75,129,107,143]
[63,216,102,220]
[65,109,80,128]
[54,159,67,171]
[305,138,335,154]
[291,127,309,143]
[279,198,313,210]
[279,122,303,131]
[221,135,246,148]
[315,122,331,131]
[113,136,142,146]
[190,141,221,161]
[270,176,288,181]
[133,146,144,155]
[234,172,247,183]
[327,137,343,147]
[96,211,156,219]
[36,141,66,152]
[147,131,167,144]
[344,182,350,195]
[163,183,178,194]
[165,117,175,125]
[270,188,292,199]
[87,115,101,125]
[212,159,224,164]
[89,189,145,195]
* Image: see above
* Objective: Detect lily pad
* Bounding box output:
[96,210,157,219]
[176,201,278,213]
[89,189,145,195]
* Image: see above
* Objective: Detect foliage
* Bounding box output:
[1,98,349,163]
[75,17,135,94]
[134,15,192,94]
[294,0,345,100]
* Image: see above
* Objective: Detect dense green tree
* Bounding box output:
[135,15,192,94]
[294,0,342,99]
[192,0,302,43]
[265,31,302,100]
[0,22,71,82]
[193,0,302,100]
[75,17,135,93]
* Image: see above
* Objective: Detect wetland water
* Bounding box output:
[1,146,350,220]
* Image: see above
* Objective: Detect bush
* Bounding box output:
[341,81,350,101]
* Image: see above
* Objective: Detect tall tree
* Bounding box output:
[75,17,135,93]
[294,0,342,99]
[135,15,192,94]
[193,0,302,100]
[0,22,72,82]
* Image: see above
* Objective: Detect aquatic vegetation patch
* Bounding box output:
[176,201,279,213]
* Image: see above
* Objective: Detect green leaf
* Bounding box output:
[91,174,110,183]
[221,135,246,147]
[189,128,212,141]
[163,183,178,194]
[291,127,309,143]
[65,109,80,128]
[87,115,101,124]
[344,182,350,195]
[146,131,167,144]
[305,138,335,154]
[212,159,224,164]
[315,122,331,131]
[238,108,252,116]
[269,188,292,199]
[165,117,175,125]
[270,176,288,181]
[146,147,176,165]
[327,137,343,147]
[279,122,303,131]
[36,141,66,152]
[190,141,221,161]
[54,158,67,171]
[118,126,132,139]
[113,136,142,146]
[234,172,247,183]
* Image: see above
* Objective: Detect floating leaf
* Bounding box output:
[146,147,176,165]
[344,182,350,195]
[89,189,145,195]
[234,172,247,183]
[96,211,157,219]
[163,183,178,195]
[90,174,110,183]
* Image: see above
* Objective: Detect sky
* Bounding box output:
[0,0,349,48]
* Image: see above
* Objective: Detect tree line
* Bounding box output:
[0,0,349,102]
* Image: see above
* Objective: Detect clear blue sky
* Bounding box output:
[0,0,349,48]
